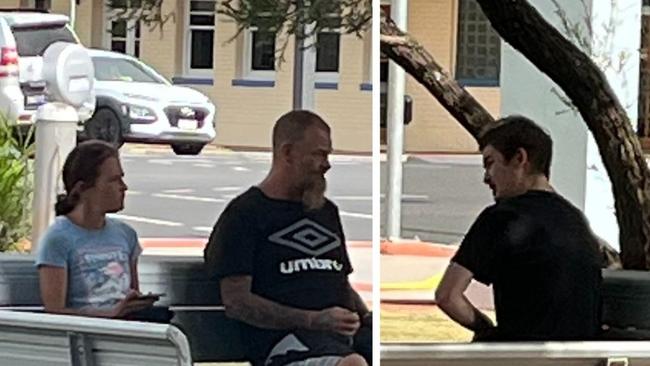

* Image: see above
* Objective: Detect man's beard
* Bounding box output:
[302,174,327,210]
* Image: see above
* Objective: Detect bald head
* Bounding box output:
[272,110,330,154]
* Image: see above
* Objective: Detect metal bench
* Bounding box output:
[0,254,247,363]
[0,310,192,365]
[381,341,650,366]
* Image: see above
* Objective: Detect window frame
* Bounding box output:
[242,24,277,81]
[183,0,216,76]
[314,29,340,82]
[454,0,501,87]
[103,4,141,57]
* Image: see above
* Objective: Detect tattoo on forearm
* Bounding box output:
[226,294,311,330]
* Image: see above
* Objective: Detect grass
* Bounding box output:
[381,303,495,343]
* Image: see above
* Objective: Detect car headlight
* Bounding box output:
[127,104,157,122]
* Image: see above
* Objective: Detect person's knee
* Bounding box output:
[337,353,367,366]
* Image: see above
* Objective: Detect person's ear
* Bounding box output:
[279,143,293,163]
[514,147,528,169]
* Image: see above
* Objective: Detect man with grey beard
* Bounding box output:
[204,110,370,366]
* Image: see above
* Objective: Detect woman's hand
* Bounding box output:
[110,289,157,318]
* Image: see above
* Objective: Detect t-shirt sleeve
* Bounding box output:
[122,222,142,261]
[204,204,256,280]
[35,229,68,269]
[452,206,511,285]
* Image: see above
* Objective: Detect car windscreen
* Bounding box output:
[13,24,77,57]
[92,57,165,84]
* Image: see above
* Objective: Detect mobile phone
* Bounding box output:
[136,292,166,300]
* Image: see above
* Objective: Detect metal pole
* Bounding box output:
[31,103,79,250]
[292,0,316,111]
[69,0,75,28]
[385,0,408,240]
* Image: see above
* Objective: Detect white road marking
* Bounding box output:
[125,191,143,196]
[379,193,429,200]
[331,196,372,201]
[153,193,225,203]
[339,210,372,219]
[148,158,213,164]
[162,188,195,194]
[110,214,183,227]
[233,166,250,172]
[148,159,173,165]
[193,163,214,168]
[192,226,213,233]
[212,187,242,192]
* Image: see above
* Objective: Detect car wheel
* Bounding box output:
[171,143,205,155]
[84,108,124,148]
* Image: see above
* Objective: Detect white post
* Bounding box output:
[69,0,75,29]
[385,0,408,240]
[292,1,316,111]
[31,103,79,250]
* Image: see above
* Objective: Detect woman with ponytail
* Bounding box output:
[35,140,160,319]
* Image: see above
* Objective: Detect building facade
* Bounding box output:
[7,0,373,152]
[382,0,501,152]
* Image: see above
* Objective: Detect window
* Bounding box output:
[104,0,142,57]
[241,17,341,81]
[92,57,166,84]
[240,16,276,80]
[455,0,500,86]
[13,24,76,56]
[315,32,340,75]
[185,0,215,74]
[34,0,49,10]
[251,29,275,71]
[108,20,141,57]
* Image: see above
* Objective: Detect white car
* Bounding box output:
[0,10,94,134]
[82,49,216,155]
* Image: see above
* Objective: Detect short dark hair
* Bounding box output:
[478,115,553,177]
[272,110,330,153]
[55,140,119,216]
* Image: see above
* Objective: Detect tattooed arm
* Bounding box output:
[221,275,361,335]
[347,281,369,317]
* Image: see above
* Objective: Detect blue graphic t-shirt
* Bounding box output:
[35,216,142,310]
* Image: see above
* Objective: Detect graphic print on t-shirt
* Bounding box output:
[74,245,130,308]
[268,218,341,256]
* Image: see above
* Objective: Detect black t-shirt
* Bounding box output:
[204,187,355,358]
[452,190,602,341]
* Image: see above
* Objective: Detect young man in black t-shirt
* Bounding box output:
[205,111,369,366]
[436,116,602,341]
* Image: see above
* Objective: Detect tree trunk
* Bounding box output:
[380,13,622,269]
[379,17,494,139]
[639,10,650,140]
[472,0,650,270]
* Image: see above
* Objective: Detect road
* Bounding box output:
[380,154,493,244]
[116,148,372,240]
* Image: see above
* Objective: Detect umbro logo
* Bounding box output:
[268,218,341,256]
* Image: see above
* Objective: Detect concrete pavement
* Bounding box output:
[380,240,494,310]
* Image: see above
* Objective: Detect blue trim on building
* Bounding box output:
[315,82,338,90]
[231,79,276,87]
[457,78,500,87]
[359,83,372,91]
[171,77,214,86]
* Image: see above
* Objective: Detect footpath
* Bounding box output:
[380,239,493,310]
